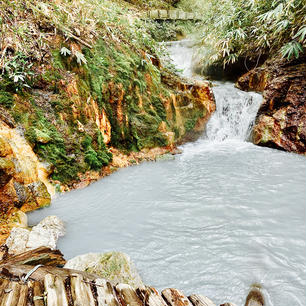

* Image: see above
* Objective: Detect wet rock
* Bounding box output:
[0,136,13,156]
[65,252,144,289]
[5,227,30,255]
[0,122,54,244]
[244,287,264,306]
[26,216,65,250]
[237,57,306,154]
[0,158,15,188]
[5,215,65,255]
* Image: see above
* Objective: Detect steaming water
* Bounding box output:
[29,41,306,306]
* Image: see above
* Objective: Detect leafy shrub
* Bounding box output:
[1,53,34,92]
[183,0,306,69]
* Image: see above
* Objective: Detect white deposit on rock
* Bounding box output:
[65,252,144,289]
[5,227,30,255]
[5,215,65,255]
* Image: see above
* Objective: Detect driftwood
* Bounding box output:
[0,264,99,283]
[188,294,216,306]
[162,288,194,306]
[0,247,66,267]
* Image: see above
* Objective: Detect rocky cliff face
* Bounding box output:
[0,121,54,243]
[0,0,215,244]
[237,57,306,154]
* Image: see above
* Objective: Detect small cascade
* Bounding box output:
[206,82,262,142]
[165,40,263,143]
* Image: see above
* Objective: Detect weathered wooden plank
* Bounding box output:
[137,287,168,306]
[31,281,45,306]
[188,294,216,306]
[0,247,66,267]
[116,284,144,306]
[0,281,28,306]
[0,279,10,301]
[0,264,98,283]
[44,274,68,306]
[70,275,95,306]
[161,288,193,306]
[96,278,120,306]
[0,281,18,306]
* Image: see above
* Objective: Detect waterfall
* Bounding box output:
[165,40,263,143]
[206,82,263,142]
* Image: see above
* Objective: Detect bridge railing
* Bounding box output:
[145,9,202,21]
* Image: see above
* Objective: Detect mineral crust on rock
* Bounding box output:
[65,251,144,289]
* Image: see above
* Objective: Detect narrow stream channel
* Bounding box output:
[29,40,306,306]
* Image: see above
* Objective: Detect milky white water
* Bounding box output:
[29,40,306,306]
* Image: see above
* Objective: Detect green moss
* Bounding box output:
[82,133,112,170]
[152,96,167,121]
[184,118,197,132]
[0,91,14,108]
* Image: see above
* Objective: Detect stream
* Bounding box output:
[29,40,306,306]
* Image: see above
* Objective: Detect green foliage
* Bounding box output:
[147,20,198,42]
[188,0,306,69]
[184,118,197,132]
[0,91,14,108]
[25,110,81,183]
[1,52,34,92]
[82,133,112,170]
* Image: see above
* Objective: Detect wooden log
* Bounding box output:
[30,281,45,306]
[116,284,144,306]
[161,288,193,306]
[0,281,28,306]
[44,274,69,306]
[70,275,95,306]
[0,264,98,283]
[0,247,66,267]
[96,278,120,306]
[0,279,10,301]
[137,287,168,306]
[188,294,216,306]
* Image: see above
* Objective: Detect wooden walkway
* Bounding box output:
[145,10,202,21]
[0,265,216,306]
[0,247,216,306]
[0,247,263,306]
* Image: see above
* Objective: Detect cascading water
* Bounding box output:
[206,83,262,142]
[29,40,306,306]
[165,40,262,143]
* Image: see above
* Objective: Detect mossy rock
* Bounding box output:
[33,128,52,144]
[64,252,144,289]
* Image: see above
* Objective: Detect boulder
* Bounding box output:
[5,216,65,255]
[65,252,144,289]
[0,122,54,244]
[5,227,30,255]
[237,57,306,154]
